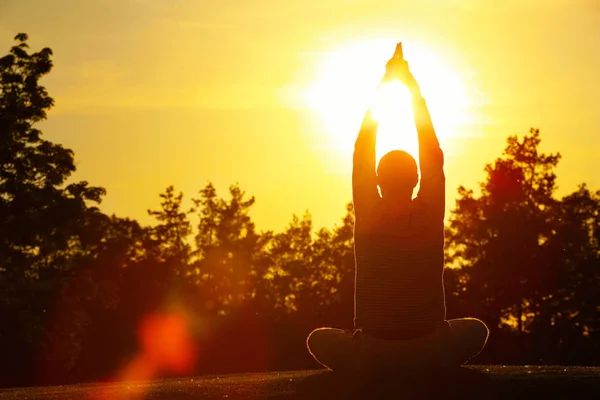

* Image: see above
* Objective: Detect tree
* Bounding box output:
[0,33,110,384]
[446,129,560,333]
[324,202,356,326]
[192,183,267,315]
[294,203,355,326]
[0,33,105,281]
[530,184,600,363]
[147,185,194,273]
[445,128,600,364]
[256,203,355,325]
[260,211,314,313]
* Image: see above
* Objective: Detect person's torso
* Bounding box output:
[353,199,446,334]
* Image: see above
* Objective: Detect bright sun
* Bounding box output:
[304,39,470,164]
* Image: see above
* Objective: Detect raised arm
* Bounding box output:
[391,54,445,221]
[410,84,445,220]
[352,108,379,222]
[412,94,445,217]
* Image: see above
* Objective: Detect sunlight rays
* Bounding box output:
[304,39,471,163]
[372,81,419,163]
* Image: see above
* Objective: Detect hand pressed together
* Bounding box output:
[381,43,422,97]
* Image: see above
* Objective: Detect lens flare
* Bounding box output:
[85,311,198,400]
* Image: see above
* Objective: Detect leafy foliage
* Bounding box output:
[446,129,600,363]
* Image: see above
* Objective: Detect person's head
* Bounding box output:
[377,150,418,199]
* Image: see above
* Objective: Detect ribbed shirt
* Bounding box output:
[352,97,446,337]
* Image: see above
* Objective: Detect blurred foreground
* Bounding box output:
[1,367,599,400]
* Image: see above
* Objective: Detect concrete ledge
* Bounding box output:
[1,366,599,400]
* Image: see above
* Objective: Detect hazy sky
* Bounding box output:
[1,0,599,231]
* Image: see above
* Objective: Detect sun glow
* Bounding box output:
[304,39,471,163]
[372,81,418,162]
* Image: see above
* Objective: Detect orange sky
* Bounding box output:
[1,0,599,231]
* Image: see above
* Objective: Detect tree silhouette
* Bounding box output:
[147,185,194,274]
[192,183,268,315]
[445,128,600,364]
[255,203,354,326]
[446,129,560,333]
[531,184,600,363]
[0,33,111,384]
[0,33,105,282]
[262,212,314,313]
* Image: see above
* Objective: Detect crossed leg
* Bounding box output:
[306,318,489,372]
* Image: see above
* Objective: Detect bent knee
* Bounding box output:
[306,328,330,353]
[447,318,490,365]
[470,318,490,345]
[449,318,490,345]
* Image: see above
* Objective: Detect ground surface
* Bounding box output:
[1,366,599,400]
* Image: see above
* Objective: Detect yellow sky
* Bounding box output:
[1,0,599,231]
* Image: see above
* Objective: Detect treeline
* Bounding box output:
[1,34,599,387]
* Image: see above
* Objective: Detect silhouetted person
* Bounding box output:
[307,44,489,373]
